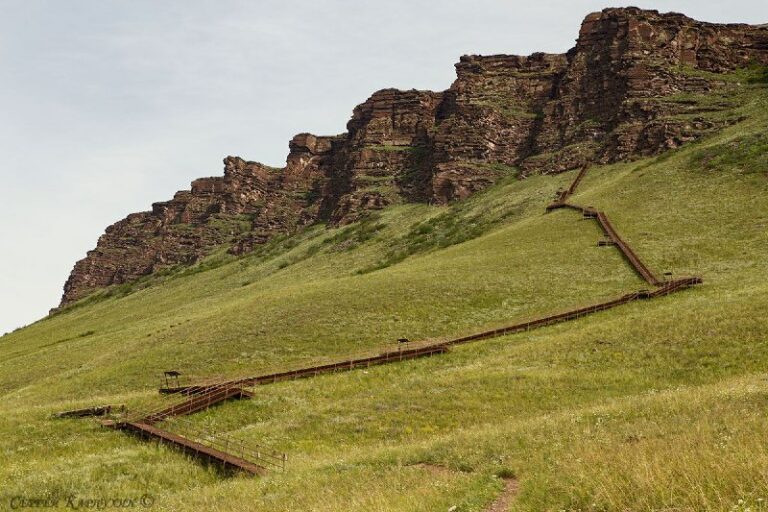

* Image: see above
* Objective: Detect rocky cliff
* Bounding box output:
[60,7,768,305]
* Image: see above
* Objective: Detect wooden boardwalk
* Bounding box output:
[114,421,269,475]
[547,167,688,287]
[168,165,702,396]
[107,163,702,477]
[161,279,699,396]
[142,386,252,424]
[160,345,449,394]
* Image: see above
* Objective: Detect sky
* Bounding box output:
[0,0,765,334]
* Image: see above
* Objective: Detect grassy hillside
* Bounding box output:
[1,78,767,511]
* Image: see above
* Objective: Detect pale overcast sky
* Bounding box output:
[0,1,765,334]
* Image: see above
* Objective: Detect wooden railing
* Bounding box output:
[107,162,703,478]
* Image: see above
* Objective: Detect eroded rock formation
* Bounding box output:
[60,8,768,305]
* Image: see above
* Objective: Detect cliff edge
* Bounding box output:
[60,7,768,305]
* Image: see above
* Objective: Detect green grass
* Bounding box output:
[690,132,768,175]
[2,77,768,511]
[470,98,540,121]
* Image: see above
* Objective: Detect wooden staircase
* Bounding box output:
[161,344,449,394]
[548,165,589,209]
[594,211,662,286]
[161,274,702,396]
[104,163,703,478]
[546,166,696,289]
[117,421,269,475]
[105,384,283,476]
[142,386,252,424]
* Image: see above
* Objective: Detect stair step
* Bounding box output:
[118,421,266,475]
[143,387,252,423]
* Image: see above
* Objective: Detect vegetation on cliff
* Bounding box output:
[3,8,768,511]
[2,62,768,509]
[59,7,768,306]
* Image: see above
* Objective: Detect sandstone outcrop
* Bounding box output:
[60,8,768,305]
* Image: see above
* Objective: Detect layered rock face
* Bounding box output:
[322,89,444,223]
[431,53,568,201]
[60,8,768,305]
[526,8,768,171]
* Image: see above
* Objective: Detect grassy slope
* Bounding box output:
[1,81,767,510]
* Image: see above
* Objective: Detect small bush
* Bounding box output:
[495,468,517,480]
[746,64,768,84]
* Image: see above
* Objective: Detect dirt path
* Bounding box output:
[486,477,519,512]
